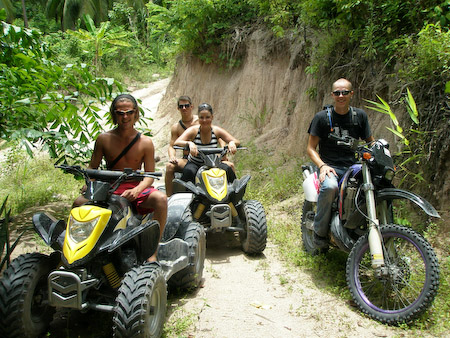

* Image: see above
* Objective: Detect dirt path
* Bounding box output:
[4,79,429,338]
[171,232,401,338]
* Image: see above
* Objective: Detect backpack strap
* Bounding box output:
[325,105,334,132]
[349,106,358,126]
[325,105,358,131]
[107,132,141,170]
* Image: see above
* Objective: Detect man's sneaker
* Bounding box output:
[313,232,329,249]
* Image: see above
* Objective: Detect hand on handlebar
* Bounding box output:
[228,141,237,155]
[188,141,198,157]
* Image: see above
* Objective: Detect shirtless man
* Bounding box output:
[165,96,198,196]
[74,94,167,262]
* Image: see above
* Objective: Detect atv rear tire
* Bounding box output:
[239,200,267,254]
[0,253,56,338]
[113,264,167,338]
[169,221,206,290]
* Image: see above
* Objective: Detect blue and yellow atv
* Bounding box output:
[0,165,205,338]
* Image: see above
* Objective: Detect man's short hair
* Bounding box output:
[177,96,192,105]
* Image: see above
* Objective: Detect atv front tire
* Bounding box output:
[0,253,56,338]
[113,264,167,338]
[239,200,267,254]
[169,221,206,290]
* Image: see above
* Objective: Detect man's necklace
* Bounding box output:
[182,117,194,125]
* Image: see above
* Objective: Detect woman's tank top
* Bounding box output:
[188,127,218,165]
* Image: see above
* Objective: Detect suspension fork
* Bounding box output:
[361,162,385,268]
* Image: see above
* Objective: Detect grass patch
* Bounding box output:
[0,146,80,216]
[236,144,450,335]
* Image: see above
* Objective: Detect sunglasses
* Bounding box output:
[178,104,191,109]
[115,109,135,116]
[332,90,351,96]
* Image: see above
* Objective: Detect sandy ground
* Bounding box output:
[3,79,436,338]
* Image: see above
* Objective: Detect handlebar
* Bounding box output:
[173,146,247,154]
[56,165,161,182]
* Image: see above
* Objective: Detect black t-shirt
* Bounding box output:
[308,107,372,167]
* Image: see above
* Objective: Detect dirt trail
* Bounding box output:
[4,79,424,337]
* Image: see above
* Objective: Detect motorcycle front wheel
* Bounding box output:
[346,224,439,325]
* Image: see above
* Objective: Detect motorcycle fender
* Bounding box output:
[32,212,66,251]
[163,193,195,242]
[376,188,440,218]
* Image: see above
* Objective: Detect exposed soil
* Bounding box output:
[2,79,442,338]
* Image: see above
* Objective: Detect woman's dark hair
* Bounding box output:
[110,94,140,124]
[198,103,213,114]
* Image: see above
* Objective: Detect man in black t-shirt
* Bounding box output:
[306,78,374,249]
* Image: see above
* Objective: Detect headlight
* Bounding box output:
[68,216,99,243]
[384,169,395,181]
[207,175,225,190]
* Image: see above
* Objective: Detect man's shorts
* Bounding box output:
[113,182,157,214]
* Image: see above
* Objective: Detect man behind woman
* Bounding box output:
[173,102,240,184]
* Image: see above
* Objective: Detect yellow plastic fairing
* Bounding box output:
[63,205,111,264]
[202,168,227,201]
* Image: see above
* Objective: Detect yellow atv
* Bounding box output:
[0,165,205,338]
[172,146,267,254]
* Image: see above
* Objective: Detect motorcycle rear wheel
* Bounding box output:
[239,200,267,254]
[0,253,56,338]
[113,264,167,338]
[346,224,439,325]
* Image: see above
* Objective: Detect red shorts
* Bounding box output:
[113,182,157,215]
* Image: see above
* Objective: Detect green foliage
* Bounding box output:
[0,148,80,216]
[397,23,450,83]
[235,143,304,206]
[66,14,131,74]
[365,89,434,187]
[0,20,124,163]
[147,0,258,65]
[45,0,111,31]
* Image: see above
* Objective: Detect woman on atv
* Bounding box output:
[174,103,240,184]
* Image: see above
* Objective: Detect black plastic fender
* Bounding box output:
[99,219,160,255]
[376,188,440,218]
[229,174,251,205]
[32,212,66,251]
[162,193,195,242]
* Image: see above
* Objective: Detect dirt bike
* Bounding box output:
[172,146,267,254]
[301,136,440,325]
[0,165,205,338]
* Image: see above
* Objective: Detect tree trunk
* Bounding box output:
[21,0,28,28]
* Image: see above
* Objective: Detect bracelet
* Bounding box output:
[319,164,326,170]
